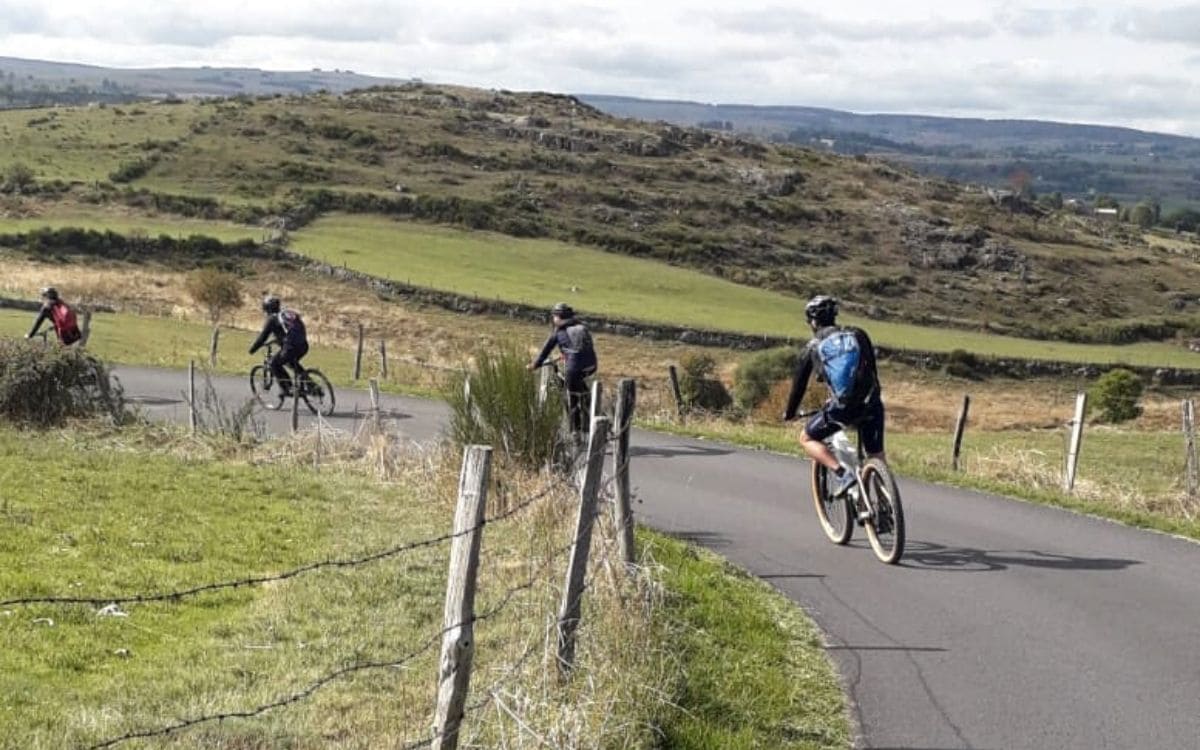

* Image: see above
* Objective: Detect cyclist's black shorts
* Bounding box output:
[805,398,885,455]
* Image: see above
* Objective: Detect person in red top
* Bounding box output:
[26,287,82,345]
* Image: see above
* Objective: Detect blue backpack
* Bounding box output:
[815,329,862,403]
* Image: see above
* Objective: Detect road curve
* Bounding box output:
[115,366,1200,750]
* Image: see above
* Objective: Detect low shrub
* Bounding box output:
[1088,368,1143,423]
[0,339,125,427]
[944,348,984,380]
[734,346,801,410]
[678,353,732,413]
[444,345,561,469]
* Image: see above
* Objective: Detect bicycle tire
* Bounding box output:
[299,369,336,417]
[862,458,905,564]
[811,462,853,545]
[249,365,274,408]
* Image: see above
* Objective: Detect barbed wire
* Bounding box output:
[2,479,562,610]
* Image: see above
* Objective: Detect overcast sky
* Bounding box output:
[3,1,1200,135]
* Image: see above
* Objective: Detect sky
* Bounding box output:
[2,1,1200,135]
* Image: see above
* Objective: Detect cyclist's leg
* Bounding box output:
[859,398,886,462]
[270,348,296,396]
[564,367,588,434]
[800,404,845,471]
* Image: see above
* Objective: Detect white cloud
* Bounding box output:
[0,1,1199,135]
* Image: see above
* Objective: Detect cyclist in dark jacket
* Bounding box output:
[249,295,309,408]
[26,287,82,345]
[528,302,598,434]
[783,295,885,500]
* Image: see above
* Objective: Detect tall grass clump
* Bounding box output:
[0,338,125,427]
[734,346,801,410]
[444,345,562,468]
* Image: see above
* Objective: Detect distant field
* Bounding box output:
[0,205,264,243]
[292,214,1200,368]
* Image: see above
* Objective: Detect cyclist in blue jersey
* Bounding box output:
[783,295,885,499]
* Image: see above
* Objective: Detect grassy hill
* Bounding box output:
[3,82,1200,353]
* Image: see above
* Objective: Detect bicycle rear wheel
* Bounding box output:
[811,462,853,545]
[862,458,905,564]
[299,369,335,417]
[250,365,274,408]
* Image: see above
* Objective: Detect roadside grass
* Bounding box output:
[640,415,1200,541]
[643,531,851,749]
[291,213,1200,368]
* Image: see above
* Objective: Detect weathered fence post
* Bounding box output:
[187,359,197,434]
[557,416,611,677]
[379,339,388,380]
[80,310,92,348]
[1184,399,1198,500]
[353,324,364,381]
[590,379,603,425]
[290,385,300,434]
[368,377,381,432]
[432,446,492,750]
[208,327,220,368]
[613,379,637,568]
[952,394,971,471]
[537,366,552,407]
[1063,392,1087,493]
[667,365,685,419]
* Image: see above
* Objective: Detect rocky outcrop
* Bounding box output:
[902,218,1029,275]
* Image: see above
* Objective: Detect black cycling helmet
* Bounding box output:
[551,302,574,318]
[262,295,281,315]
[804,295,839,327]
[40,286,59,301]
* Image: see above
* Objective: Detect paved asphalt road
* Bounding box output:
[116,365,1200,750]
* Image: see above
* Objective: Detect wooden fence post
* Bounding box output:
[369,378,381,432]
[951,394,971,471]
[667,365,685,419]
[379,339,388,380]
[613,379,637,568]
[353,324,364,381]
[209,326,220,368]
[290,385,300,434]
[537,366,552,407]
[1063,392,1087,493]
[432,446,492,750]
[557,416,611,677]
[187,359,197,434]
[1184,399,1198,501]
[80,310,92,348]
[590,379,603,425]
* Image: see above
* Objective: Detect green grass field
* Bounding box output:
[292,214,1200,368]
[0,205,264,243]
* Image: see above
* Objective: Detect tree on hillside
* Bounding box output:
[2,162,34,194]
[1130,202,1157,229]
[185,268,244,366]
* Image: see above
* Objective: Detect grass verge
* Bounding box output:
[642,531,851,749]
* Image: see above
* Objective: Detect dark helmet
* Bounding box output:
[551,302,574,318]
[805,295,839,326]
[262,295,281,315]
[40,286,59,301]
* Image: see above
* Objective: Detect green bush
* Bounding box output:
[734,347,801,410]
[444,345,562,469]
[678,353,732,413]
[944,349,984,380]
[0,340,125,427]
[1088,368,1143,423]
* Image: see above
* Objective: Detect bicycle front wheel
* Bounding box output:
[300,369,336,417]
[250,365,274,408]
[811,462,853,545]
[862,458,905,564]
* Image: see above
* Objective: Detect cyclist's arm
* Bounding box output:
[530,332,558,368]
[783,345,816,421]
[26,307,50,339]
[248,318,281,354]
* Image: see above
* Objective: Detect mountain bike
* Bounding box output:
[801,412,905,564]
[250,343,336,417]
